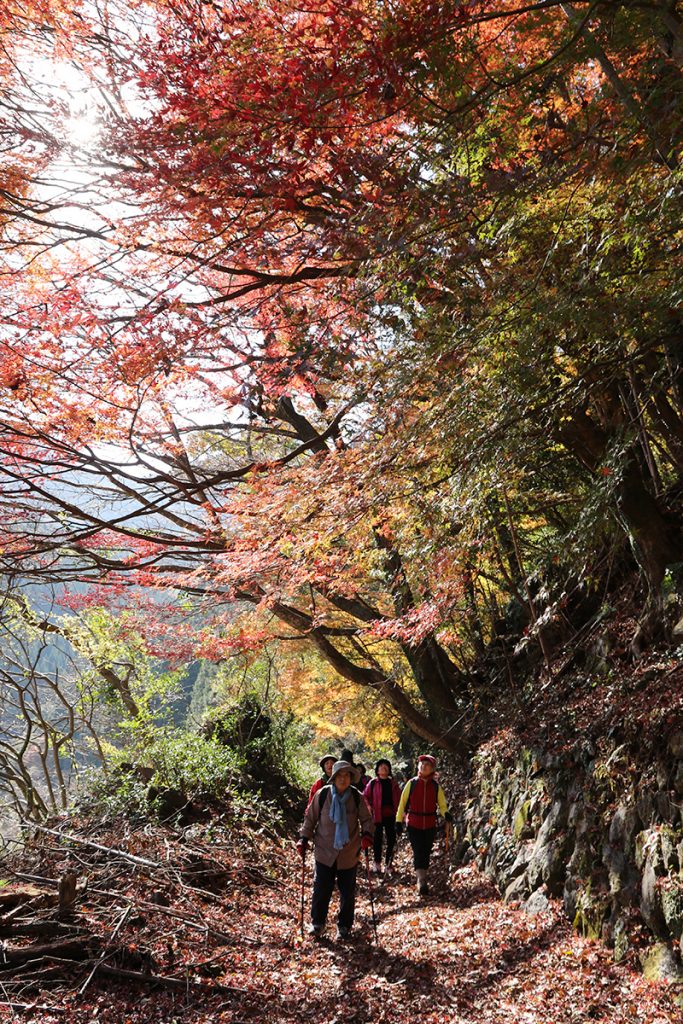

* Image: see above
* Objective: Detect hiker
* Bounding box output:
[307,754,336,808]
[339,748,365,793]
[297,760,374,939]
[363,759,401,877]
[356,762,372,791]
[396,754,453,896]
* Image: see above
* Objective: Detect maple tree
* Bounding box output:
[0,1,681,748]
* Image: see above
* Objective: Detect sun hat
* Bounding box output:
[329,760,361,785]
[417,754,437,768]
[318,754,336,770]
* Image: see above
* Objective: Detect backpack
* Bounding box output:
[404,776,440,811]
[319,785,361,811]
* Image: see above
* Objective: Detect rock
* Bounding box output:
[526,835,571,894]
[670,732,683,759]
[563,875,579,921]
[662,882,683,940]
[640,942,683,986]
[504,874,529,903]
[655,790,672,821]
[656,762,669,789]
[508,844,534,880]
[661,830,679,873]
[513,799,533,840]
[573,889,609,939]
[486,829,517,883]
[640,859,667,937]
[524,801,572,892]
[529,792,544,819]
[567,799,584,829]
[524,890,549,916]
[636,790,655,828]
[609,803,639,851]
[602,841,627,893]
[613,915,630,963]
[635,830,651,870]
[671,615,683,642]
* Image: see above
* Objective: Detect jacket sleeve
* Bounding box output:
[362,779,373,803]
[437,784,449,819]
[395,780,412,823]
[300,790,321,840]
[306,781,317,808]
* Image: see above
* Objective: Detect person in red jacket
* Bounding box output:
[307,754,336,808]
[363,759,401,877]
[396,754,453,895]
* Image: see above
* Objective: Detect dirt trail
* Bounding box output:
[2,830,679,1023]
[227,842,678,1024]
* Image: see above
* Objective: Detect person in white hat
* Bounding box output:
[297,760,374,939]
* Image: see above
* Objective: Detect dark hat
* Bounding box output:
[417,754,437,768]
[340,748,355,765]
[329,760,361,785]
[374,758,392,775]
[318,754,336,771]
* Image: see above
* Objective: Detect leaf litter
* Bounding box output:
[0,814,679,1024]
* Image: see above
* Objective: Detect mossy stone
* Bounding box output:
[662,883,683,940]
[513,800,532,840]
[640,942,683,987]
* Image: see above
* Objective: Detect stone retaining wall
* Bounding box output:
[455,730,683,999]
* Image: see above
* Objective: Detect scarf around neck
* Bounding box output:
[328,786,351,849]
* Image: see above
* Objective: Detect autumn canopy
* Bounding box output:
[1,0,681,749]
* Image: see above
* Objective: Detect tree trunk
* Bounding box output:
[372,525,468,717]
[558,409,680,598]
[254,593,470,754]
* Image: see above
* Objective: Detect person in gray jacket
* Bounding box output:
[297,759,374,939]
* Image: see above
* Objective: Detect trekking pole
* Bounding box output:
[300,853,306,939]
[364,850,379,944]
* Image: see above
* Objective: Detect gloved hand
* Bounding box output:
[444,811,453,824]
[361,834,373,852]
[296,838,309,859]
[395,821,404,836]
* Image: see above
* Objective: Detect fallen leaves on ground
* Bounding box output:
[0,817,679,1023]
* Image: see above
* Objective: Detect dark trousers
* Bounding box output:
[407,825,436,869]
[373,820,396,864]
[311,860,357,929]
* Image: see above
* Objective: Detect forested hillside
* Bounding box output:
[0,1,682,1019]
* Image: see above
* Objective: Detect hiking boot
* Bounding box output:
[416,869,429,895]
[384,863,393,879]
[307,923,324,938]
[335,925,350,940]
[419,881,430,896]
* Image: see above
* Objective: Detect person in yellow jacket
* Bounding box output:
[396,754,452,895]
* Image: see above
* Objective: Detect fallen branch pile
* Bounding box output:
[0,812,285,1018]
